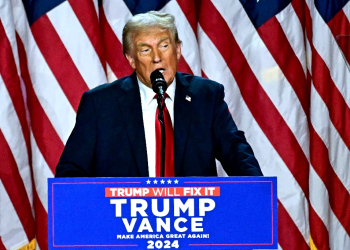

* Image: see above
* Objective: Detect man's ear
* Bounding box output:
[126,54,136,69]
[176,42,182,60]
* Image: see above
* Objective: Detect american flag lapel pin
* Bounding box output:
[185,95,191,102]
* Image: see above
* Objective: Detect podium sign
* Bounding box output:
[48,177,277,249]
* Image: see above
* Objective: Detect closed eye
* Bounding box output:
[159,43,169,50]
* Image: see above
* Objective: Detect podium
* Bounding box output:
[48,177,277,249]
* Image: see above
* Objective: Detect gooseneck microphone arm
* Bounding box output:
[151,70,168,177]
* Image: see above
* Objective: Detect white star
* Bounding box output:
[160,179,165,184]
[153,179,158,184]
[167,179,172,184]
[174,179,179,184]
[146,180,151,184]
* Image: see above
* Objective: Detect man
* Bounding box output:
[55,11,262,177]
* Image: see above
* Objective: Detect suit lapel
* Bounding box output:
[174,73,193,175]
[117,72,149,176]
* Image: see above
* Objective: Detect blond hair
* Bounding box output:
[122,11,181,56]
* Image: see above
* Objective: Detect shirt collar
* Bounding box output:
[138,76,176,108]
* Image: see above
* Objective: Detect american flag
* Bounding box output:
[0,0,349,249]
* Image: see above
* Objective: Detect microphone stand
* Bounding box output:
[157,93,166,177]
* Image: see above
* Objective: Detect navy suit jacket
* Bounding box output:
[55,72,262,177]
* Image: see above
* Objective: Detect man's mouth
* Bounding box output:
[156,68,165,74]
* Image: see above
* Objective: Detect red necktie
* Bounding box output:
[155,93,174,177]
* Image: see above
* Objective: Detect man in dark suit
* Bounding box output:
[55,11,262,177]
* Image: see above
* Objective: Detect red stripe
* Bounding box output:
[291,0,306,29]
[31,15,89,111]
[299,1,350,239]
[309,204,331,250]
[17,34,51,249]
[0,237,5,250]
[294,1,350,245]
[33,189,48,250]
[177,56,193,75]
[292,0,312,43]
[327,9,350,39]
[310,123,350,235]
[278,200,309,250]
[327,10,350,67]
[0,19,31,155]
[291,1,332,248]
[165,0,196,75]
[17,33,63,173]
[199,0,309,197]
[312,45,350,154]
[0,130,35,241]
[257,17,310,114]
[99,7,133,78]
[201,70,208,79]
[303,4,350,154]
[69,0,106,73]
[199,1,310,247]
[176,0,198,37]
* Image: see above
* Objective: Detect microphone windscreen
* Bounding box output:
[150,70,167,94]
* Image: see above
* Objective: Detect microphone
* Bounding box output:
[150,70,167,96]
[150,70,167,177]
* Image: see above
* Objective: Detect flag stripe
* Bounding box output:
[309,163,350,249]
[214,0,310,165]
[309,204,331,250]
[0,75,33,208]
[0,18,33,208]
[301,1,350,248]
[16,24,50,250]
[276,2,307,75]
[344,2,350,21]
[17,33,64,173]
[0,0,20,68]
[0,237,5,250]
[31,132,54,212]
[106,62,118,82]
[0,130,35,240]
[311,2,350,109]
[176,0,197,36]
[161,0,200,75]
[312,47,350,153]
[99,6,133,78]
[197,24,245,117]
[32,188,48,250]
[310,89,350,236]
[12,0,77,143]
[257,17,309,114]
[102,0,131,41]
[177,57,194,75]
[68,0,106,73]
[278,200,310,250]
[198,21,309,244]
[30,15,89,111]
[200,0,309,197]
[305,0,350,245]
[0,18,30,153]
[47,1,106,90]
[311,43,350,189]
[328,10,350,64]
[0,180,28,249]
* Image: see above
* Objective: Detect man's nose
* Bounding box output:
[153,49,161,63]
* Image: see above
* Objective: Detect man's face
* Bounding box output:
[126,27,181,88]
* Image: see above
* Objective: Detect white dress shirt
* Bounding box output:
[138,77,175,177]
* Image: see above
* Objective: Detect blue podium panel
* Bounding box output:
[48,177,277,249]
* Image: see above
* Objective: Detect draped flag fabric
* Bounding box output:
[0,0,349,249]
